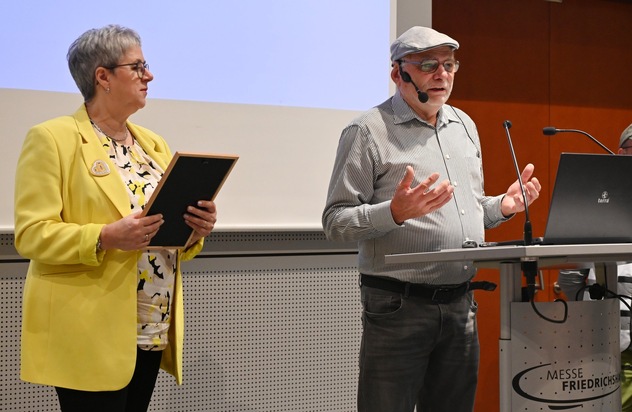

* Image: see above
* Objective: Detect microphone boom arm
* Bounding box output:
[543,127,615,155]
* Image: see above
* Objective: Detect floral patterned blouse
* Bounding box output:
[96,129,176,351]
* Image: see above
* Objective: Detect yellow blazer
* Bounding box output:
[14,105,202,391]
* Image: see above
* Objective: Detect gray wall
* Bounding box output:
[1,232,363,411]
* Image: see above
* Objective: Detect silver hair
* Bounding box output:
[67,24,142,102]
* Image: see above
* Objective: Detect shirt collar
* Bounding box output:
[391,90,460,130]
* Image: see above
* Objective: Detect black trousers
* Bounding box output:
[55,347,162,412]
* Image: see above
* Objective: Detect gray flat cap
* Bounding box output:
[619,124,632,148]
[390,26,459,61]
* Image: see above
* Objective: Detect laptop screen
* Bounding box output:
[543,153,632,244]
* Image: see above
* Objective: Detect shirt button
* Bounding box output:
[461,209,465,215]
[464,265,468,270]
[445,154,450,159]
[453,181,458,187]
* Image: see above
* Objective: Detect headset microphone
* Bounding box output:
[399,66,429,103]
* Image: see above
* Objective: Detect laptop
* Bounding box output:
[483,153,632,246]
[541,152,632,244]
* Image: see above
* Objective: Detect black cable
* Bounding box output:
[529,296,568,324]
[522,262,568,323]
[604,288,632,349]
[574,284,632,350]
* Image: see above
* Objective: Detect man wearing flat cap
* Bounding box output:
[557,122,632,412]
[615,124,632,412]
[619,124,632,155]
[323,26,541,411]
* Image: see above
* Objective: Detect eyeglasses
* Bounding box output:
[400,58,459,74]
[105,61,149,79]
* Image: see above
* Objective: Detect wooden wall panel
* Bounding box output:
[432,1,632,411]
[433,0,551,241]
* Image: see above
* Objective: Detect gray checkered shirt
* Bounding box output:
[322,90,509,285]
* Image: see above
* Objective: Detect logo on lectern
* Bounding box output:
[512,363,620,409]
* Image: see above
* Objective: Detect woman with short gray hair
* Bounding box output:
[15,24,218,411]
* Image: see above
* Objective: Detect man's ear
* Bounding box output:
[390,63,400,83]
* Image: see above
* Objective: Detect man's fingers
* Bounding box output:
[520,163,535,182]
[397,166,415,190]
[529,177,542,193]
[419,177,450,195]
[416,173,441,193]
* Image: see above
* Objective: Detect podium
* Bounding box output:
[385,243,631,411]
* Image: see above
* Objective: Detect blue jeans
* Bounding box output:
[358,284,480,412]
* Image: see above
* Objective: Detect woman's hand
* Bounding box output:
[183,200,217,246]
[99,212,164,251]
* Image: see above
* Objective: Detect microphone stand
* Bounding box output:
[506,121,568,322]
[503,121,536,299]
[503,121,532,246]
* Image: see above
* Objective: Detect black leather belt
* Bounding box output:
[360,274,496,303]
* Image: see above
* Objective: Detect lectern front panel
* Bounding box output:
[510,299,620,411]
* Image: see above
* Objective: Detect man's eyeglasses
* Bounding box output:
[400,58,459,74]
[105,61,149,79]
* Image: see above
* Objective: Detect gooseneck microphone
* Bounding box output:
[504,120,539,303]
[399,66,429,103]
[543,127,615,155]
[503,120,533,246]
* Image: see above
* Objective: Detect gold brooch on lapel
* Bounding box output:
[90,160,110,176]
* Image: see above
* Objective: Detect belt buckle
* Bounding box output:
[431,288,453,303]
